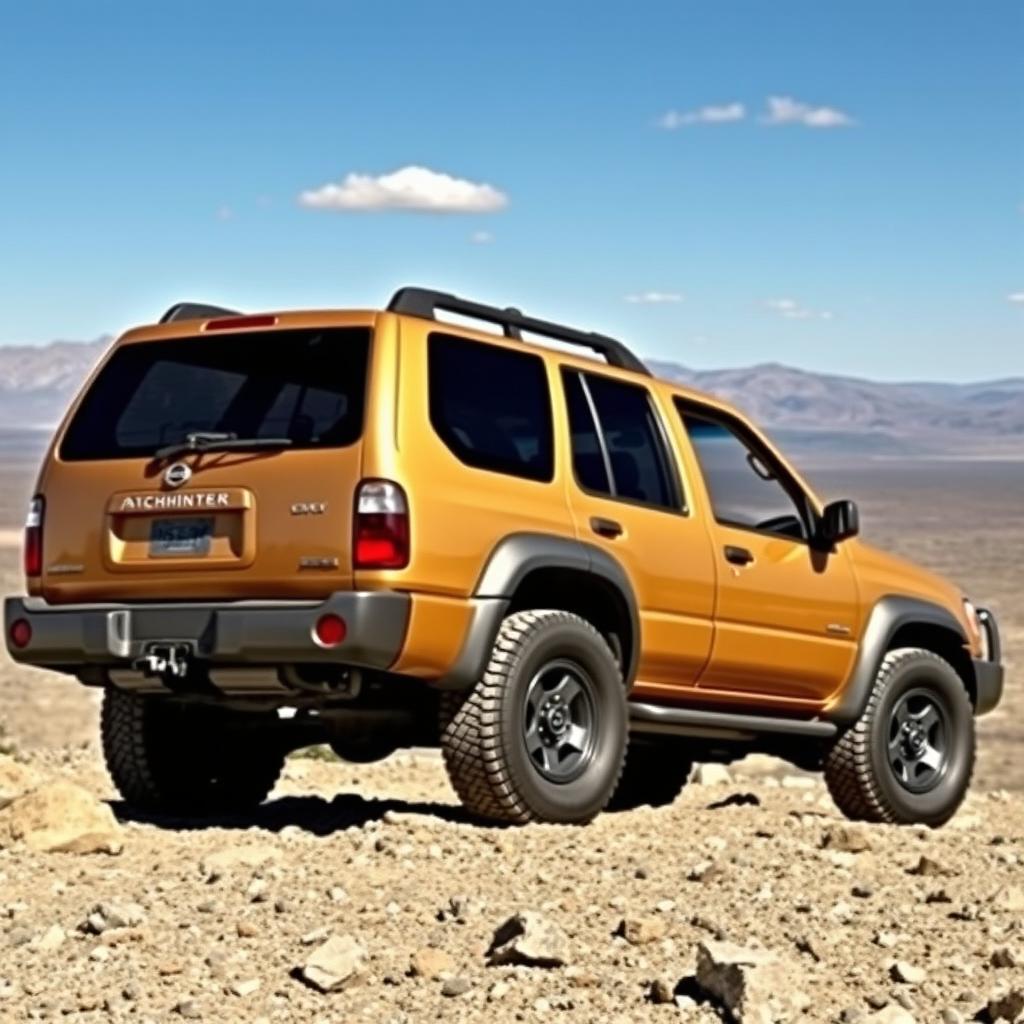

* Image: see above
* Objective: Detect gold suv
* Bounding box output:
[4,288,1004,826]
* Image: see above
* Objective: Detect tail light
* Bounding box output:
[24,496,44,578]
[354,480,409,569]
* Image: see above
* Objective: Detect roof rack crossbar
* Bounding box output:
[160,302,241,324]
[387,287,650,376]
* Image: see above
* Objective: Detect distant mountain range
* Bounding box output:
[0,338,1020,456]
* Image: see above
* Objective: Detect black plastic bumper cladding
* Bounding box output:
[3,591,410,671]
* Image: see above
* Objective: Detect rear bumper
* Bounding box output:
[973,607,1004,717]
[3,591,409,671]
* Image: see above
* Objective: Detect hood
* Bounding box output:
[849,540,970,631]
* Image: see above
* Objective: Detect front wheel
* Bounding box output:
[824,648,975,827]
[440,610,627,824]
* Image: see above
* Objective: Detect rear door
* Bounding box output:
[40,323,371,603]
[559,367,716,696]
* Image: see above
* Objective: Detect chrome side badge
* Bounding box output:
[163,462,192,489]
[291,502,327,516]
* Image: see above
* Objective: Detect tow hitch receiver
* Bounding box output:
[133,643,193,680]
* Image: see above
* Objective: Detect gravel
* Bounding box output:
[0,747,1022,1023]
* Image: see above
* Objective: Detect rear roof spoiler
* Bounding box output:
[388,286,650,376]
[160,302,241,323]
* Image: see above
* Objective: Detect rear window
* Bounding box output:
[60,328,370,461]
[428,332,554,482]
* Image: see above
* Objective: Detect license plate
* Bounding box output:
[149,517,213,557]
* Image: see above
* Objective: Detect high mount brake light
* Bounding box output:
[204,314,278,331]
[24,496,44,578]
[354,480,409,570]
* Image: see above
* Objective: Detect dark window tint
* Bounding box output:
[563,370,678,510]
[61,328,370,461]
[563,372,612,493]
[680,407,807,539]
[428,333,554,482]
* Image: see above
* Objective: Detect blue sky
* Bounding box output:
[1,1,1021,380]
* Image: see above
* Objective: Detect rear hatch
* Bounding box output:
[38,321,372,603]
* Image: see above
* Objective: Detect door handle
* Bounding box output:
[724,545,754,566]
[590,516,623,539]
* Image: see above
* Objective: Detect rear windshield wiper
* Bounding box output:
[153,431,294,461]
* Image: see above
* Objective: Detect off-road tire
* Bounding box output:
[824,648,975,827]
[439,610,627,825]
[608,739,692,811]
[101,688,285,815]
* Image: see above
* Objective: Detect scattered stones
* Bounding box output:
[986,988,1024,1022]
[440,976,471,998]
[299,934,368,993]
[0,781,122,854]
[486,912,569,968]
[618,915,668,946]
[695,939,806,1023]
[891,961,927,985]
[649,978,676,1004]
[864,1006,916,1024]
[821,824,872,854]
[694,764,732,786]
[990,947,1021,968]
[409,947,454,979]
[81,901,145,933]
[908,854,949,877]
[199,844,280,879]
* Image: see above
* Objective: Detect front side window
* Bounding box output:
[428,333,554,482]
[562,369,680,511]
[679,403,808,539]
[60,327,370,461]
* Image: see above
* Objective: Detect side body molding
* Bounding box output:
[438,533,641,691]
[827,595,968,725]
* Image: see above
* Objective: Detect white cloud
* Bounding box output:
[469,230,493,244]
[298,165,508,213]
[625,291,684,304]
[1008,292,1024,304]
[766,298,834,320]
[658,102,745,129]
[215,205,234,221]
[762,96,854,128]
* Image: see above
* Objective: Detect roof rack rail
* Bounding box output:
[160,302,241,324]
[387,286,650,376]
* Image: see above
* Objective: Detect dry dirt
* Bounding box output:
[0,458,1021,1024]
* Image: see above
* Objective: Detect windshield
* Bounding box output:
[60,327,370,461]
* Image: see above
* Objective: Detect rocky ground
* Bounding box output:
[1,747,1022,1024]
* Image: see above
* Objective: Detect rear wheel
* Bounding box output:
[824,648,975,827]
[608,739,692,811]
[101,688,285,815]
[440,610,627,824]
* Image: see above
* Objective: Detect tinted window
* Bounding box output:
[563,370,679,511]
[61,328,370,461]
[680,407,807,539]
[428,333,554,482]
[562,371,612,493]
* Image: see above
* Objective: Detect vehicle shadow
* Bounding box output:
[110,792,481,836]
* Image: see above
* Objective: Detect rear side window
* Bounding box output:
[562,369,680,511]
[60,328,370,461]
[428,333,554,482]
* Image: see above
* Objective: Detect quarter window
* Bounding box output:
[562,369,680,511]
[679,404,808,539]
[428,333,554,482]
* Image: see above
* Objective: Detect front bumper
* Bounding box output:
[973,607,1004,716]
[3,591,410,672]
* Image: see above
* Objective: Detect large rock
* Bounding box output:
[299,934,367,992]
[865,1007,916,1024]
[487,911,570,968]
[0,780,122,854]
[618,916,668,946]
[987,987,1024,1022]
[0,757,40,810]
[695,939,806,1024]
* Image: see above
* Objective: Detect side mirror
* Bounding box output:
[819,499,860,545]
